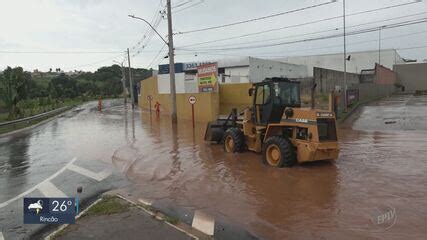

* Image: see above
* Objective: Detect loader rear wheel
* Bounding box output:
[223,128,245,153]
[263,136,296,168]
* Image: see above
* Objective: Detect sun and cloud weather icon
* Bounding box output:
[28,200,43,214]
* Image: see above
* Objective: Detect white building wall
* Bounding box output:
[279,49,404,77]
[248,57,308,83]
[158,73,186,94]
[222,66,250,83]
[156,57,309,93]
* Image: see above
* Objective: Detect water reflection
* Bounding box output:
[0,135,30,198]
[112,112,339,239]
[113,95,427,239]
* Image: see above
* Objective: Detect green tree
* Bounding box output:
[49,73,77,99]
[0,66,32,118]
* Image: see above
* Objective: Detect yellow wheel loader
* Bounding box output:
[205,77,339,168]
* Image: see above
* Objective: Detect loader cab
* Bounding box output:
[250,78,301,125]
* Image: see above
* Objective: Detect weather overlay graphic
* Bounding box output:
[24,198,77,224]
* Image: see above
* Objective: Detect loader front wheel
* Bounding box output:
[263,136,296,168]
[223,128,245,153]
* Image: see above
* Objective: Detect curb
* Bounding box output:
[44,194,206,240]
[105,187,259,240]
[44,198,103,240]
[114,194,206,240]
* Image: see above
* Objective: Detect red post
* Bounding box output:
[191,104,195,128]
[98,96,102,112]
[149,100,152,116]
[188,96,196,128]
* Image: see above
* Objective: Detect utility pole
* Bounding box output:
[127,48,134,109]
[167,0,177,123]
[377,26,383,85]
[121,64,127,104]
[343,0,348,112]
[378,26,382,66]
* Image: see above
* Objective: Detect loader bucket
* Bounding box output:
[205,109,238,143]
[204,120,228,143]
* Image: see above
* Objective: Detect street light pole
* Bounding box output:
[128,10,177,123]
[128,15,169,46]
[166,0,177,123]
[127,48,134,109]
[343,0,348,112]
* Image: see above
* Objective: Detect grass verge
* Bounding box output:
[82,196,130,217]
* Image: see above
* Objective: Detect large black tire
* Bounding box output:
[223,128,245,153]
[262,136,296,168]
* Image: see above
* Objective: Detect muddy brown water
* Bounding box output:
[113,95,427,240]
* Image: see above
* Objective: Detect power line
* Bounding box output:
[173,0,204,14]
[180,11,427,49]
[172,0,193,9]
[272,30,427,57]
[130,1,164,52]
[178,18,427,52]
[130,9,166,58]
[175,1,336,35]
[261,30,427,58]
[0,50,124,54]
[398,45,427,51]
[176,29,427,58]
[147,44,168,69]
[177,1,423,47]
[68,53,126,69]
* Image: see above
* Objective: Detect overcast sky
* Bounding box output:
[1,0,426,72]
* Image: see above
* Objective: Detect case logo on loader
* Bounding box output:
[296,118,309,123]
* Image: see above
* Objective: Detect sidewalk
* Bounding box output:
[47,195,206,240]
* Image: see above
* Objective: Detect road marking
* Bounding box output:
[138,198,152,206]
[0,231,4,240]
[67,164,111,182]
[38,181,67,198]
[192,210,215,236]
[0,158,77,209]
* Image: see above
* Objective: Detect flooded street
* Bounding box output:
[113,94,427,239]
[1,95,426,239]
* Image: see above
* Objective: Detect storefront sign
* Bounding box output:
[197,63,218,92]
[183,61,214,71]
[158,63,184,74]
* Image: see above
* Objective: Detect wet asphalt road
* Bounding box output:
[0,100,130,239]
[1,95,427,239]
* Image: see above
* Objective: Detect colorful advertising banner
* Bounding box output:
[197,63,218,92]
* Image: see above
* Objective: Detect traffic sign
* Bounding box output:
[147,95,153,101]
[188,96,196,105]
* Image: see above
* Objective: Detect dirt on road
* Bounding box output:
[112,95,427,240]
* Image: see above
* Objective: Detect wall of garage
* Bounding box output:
[393,62,427,93]
[218,83,253,115]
